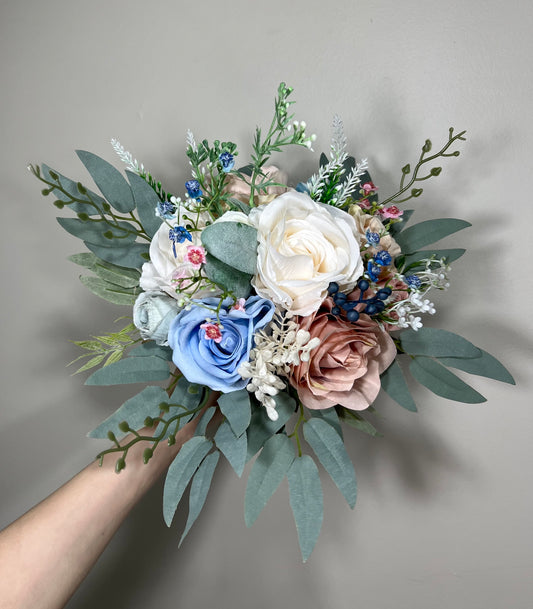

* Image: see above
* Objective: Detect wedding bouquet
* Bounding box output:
[30,83,514,560]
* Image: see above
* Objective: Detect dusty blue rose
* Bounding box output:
[133,291,181,345]
[167,296,275,393]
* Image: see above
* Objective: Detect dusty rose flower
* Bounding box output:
[223,165,289,206]
[348,204,401,257]
[361,182,377,195]
[380,205,403,219]
[289,299,396,411]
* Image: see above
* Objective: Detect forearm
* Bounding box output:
[0,421,196,609]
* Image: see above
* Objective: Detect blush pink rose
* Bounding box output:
[289,299,396,411]
[223,165,289,206]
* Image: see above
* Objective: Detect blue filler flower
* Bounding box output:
[169,225,192,257]
[405,275,422,289]
[219,152,235,172]
[365,230,380,247]
[374,250,392,266]
[185,179,203,199]
[156,199,177,219]
[167,296,275,393]
[366,261,382,282]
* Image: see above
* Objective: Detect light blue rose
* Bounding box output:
[133,291,181,345]
[167,296,275,393]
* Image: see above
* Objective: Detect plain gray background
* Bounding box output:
[1,1,532,607]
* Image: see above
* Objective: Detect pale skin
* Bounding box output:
[0,411,207,609]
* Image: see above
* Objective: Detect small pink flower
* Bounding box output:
[231,298,246,312]
[380,205,403,219]
[361,182,377,196]
[200,322,223,343]
[185,245,207,268]
[358,198,372,210]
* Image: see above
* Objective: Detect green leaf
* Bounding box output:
[56,217,137,246]
[84,241,150,270]
[92,262,140,289]
[218,389,251,436]
[194,407,216,436]
[88,386,168,439]
[214,420,248,477]
[85,355,169,385]
[76,150,135,213]
[309,407,343,438]
[129,342,172,360]
[409,356,487,403]
[380,360,417,412]
[68,252,100,270]
[72,354,106,374]
[387,210,414,236]
[303,418,357,508]
[400,328,482,358]
[244,433,295,527]
[287,455,323,562]
[394,218,471,254]
[247,392,296,459]
[79,276,139,305]
[201,221,258,275]
[179,451,220,546]
[438,349,515,385]
[399,248,466,272]
[126,170,162,238]
[340,410,383,438]
[42,164,105,215]
[163,436,213,526]
[203,254,252,298]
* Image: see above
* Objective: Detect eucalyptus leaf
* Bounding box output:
[79,276,139,305]
[92,262,140,289]
[388,209,414,236]
[126,170,163,238]
[85,355,170,385]
[394,218,471,254]
[303,418,357,508]
[400,327,482,358]
[310,407,343,439]
[88,385,168,439]
[244,433,295,527]
[42,164,105,215]
[203,253,252,298]
[76,150,135,213]
[380,360,417,412]
[201,221,258,275]
[194,407,216,437]
[287,455,323,562]
[68,252,100,270]
[247,392,297,459]
[57,217,137,246]
[129,342,172,360]
[214,420,248,477]
[438,349,515,385]
[218,389,251,437]
[341,410,383,438]
[84,241,149,270]
[179,451,220,546]
[163,436,213,526]
[399,248,466,272]
[409,356,487,403]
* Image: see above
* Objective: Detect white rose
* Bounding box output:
[250,191,364,316]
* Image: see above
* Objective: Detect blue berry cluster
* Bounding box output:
[327,280,392,322]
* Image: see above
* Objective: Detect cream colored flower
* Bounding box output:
[348,204,401,257]
[250,192,364,316]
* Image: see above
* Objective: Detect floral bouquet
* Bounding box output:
[30,83,514,560]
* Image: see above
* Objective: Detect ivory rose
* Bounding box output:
[250,191,364,316]
[289,299,397,411]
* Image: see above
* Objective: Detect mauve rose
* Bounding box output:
[289,299,396,411]
[223,165,289,206]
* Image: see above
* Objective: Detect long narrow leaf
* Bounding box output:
[394,218,471,254]
[438,349,515,384]
[400,328,481,358]
[380,360,417,412]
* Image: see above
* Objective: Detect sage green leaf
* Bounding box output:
[163,436,213,526]
[310,407,343,438]
[380,360,417,412]
[126,170,162,238]
[85,355,169,385]
[438,350,515,385]
[247,392,296,459]
[79,276,139,305]
[57,217,137,246]
[92,262,140,289]
[409,356,487,403]
[287,455,323,562]
[194,407,216,437]
[244,433,295,527]
[214,420,248,477]
[169,376,206,410]
[129,342,172,360]
[84,241,149,270]
[201,221,258,275]
[76,150,135,213]
[179,451,220,546]
[400,328,481,358]
[88,385,168,439]
[303,418,357,508]
[203,254,252,298]
[340,410,383,437]
[42,164,105,215]
[388,209,414,236]
[394,218,471,254]
[68,252,100,270]
[226,196,251,215]
[399,248,466,272]
[218,389,251,437]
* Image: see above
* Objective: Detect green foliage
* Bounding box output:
[394,218,471,254]
[126,170,164,238]
[203,254,252,299]
[201,221,258,275]
[400,328,481,359]
[287,455,323,562]
[339,409,383,438]
[246,392,297,459]
[85,353,170,386]
[214,420,248,477]
[218,389,251,436]
[380,360,417,412]
[396,248,466,273]
[438,349,515,385]
[309,407,343,439]
[68,321,139,374]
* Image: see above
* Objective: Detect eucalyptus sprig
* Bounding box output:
[380,127,467,207]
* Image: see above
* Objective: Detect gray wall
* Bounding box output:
[1,1,532,607]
